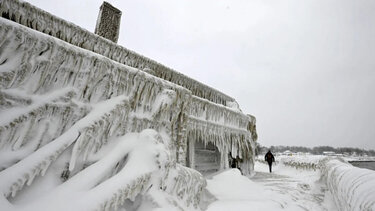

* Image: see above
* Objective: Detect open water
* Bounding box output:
[349,161,375,171]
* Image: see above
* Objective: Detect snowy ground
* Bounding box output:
[205,162,337,211]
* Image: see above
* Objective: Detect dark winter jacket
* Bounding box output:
[265,151,275,163]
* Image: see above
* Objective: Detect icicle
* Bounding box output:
[26,169,37,186]
[40,160,51,176]
[103,201,110,211]
[11,119,32,150]
[9,184,16,197]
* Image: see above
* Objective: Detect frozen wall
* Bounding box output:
[278,156,375,211]
[278,155,324,171]
[320,158,375,211]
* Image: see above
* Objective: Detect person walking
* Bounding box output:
[265,150,275,173]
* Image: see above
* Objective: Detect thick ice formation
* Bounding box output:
[278,155,325,171]
[0,10,256,164]
[186,96,256,174]
[0,2,255,209]
[0,18,204,210]
[320,158,375,211]
[0,0,235,106]
[0,129,205,211]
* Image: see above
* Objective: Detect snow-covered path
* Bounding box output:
[205,162,337,211]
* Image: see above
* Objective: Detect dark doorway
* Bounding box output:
[194,141,221,175]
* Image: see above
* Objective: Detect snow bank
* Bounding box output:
[205,169,305,211]
[149,164,206,210]
[320,158,375,211]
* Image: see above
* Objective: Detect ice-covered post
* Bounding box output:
[95,1,122,43]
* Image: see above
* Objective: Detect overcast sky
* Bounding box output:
[26,0,375,150]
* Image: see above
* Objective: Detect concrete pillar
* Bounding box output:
[95,1,122,43]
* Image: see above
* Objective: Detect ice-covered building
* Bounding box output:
[0,0,257,210]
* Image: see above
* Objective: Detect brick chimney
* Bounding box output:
[95,1,122,43]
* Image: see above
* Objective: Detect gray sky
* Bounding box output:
[27,0,375,150]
